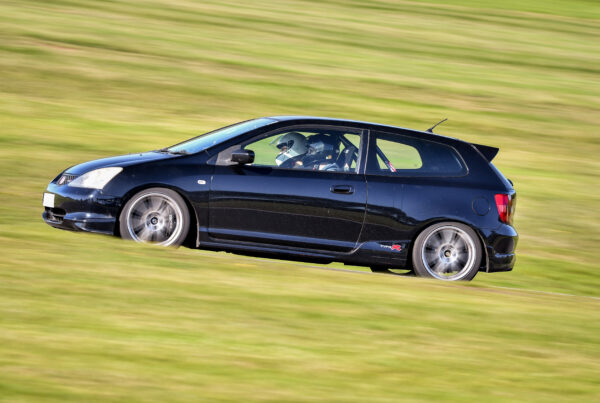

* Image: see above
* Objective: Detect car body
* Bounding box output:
[42,116,517,281]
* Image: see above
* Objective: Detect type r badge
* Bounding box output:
[381,243,402,252]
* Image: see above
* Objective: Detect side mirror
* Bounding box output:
[231,149,255,165]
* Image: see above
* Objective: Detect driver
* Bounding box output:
[275,132,308,168]
[303,134,341,171]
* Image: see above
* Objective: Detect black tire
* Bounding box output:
[119,187,190,247]
[412,222,482,281]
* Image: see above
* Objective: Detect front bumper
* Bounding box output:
[42,183,122,235]
[481,224,518,273]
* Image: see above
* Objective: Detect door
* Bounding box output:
[208,125,367,252]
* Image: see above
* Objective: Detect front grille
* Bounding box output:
[57,173,77,185]
[45,207,66,223]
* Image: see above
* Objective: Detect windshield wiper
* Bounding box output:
[156,148,188,155]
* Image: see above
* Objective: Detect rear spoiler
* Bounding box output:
[471,143,499,162]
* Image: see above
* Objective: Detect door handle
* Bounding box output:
[331,185,354,194]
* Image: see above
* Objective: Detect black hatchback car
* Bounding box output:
[42,116,517,281]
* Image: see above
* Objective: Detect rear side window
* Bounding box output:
[368,131,466,176]
[375,139,422,170]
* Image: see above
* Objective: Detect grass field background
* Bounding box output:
[1,0,599,401]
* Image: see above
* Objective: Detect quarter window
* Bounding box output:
[375,139,422,170]
[368,131,466,176]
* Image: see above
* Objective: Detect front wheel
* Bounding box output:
[412,222,482,281]
[119,188,190,247]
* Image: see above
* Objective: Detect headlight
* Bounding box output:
[68,167,123,189]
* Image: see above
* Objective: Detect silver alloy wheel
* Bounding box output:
[125,192,184,246]
[421,225,476,281]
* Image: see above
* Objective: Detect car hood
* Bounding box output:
[65,151,175,175]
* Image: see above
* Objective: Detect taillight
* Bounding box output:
[495,193,516,225]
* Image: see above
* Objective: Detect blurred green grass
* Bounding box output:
[1,0,599,401]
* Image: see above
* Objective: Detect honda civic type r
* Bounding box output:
[42,116,517,281]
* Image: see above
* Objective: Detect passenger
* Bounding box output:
[304,134,341,171]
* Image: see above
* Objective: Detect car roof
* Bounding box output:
[264,115,460,143]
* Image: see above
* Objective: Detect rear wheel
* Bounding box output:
[412,222,481,281]
[119,188,190,247]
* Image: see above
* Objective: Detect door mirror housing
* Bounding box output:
[231,149,255,165]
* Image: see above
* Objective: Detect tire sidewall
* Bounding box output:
[119,187,190,247]
[412,221,482,281]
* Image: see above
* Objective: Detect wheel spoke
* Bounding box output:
[450,230,460,244]
[454,236,467,250]
[137,227,152,241]
[150,197,163,211]
[440,229,453,244]
[427,237,442,249]
[448,261,461,274]
[424,250,437,260]
[157,199,169,215]
[431,260,444,273]
[459,254,470,267]
[132,206,146,217]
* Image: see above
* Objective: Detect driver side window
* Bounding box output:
[244,127,362,173]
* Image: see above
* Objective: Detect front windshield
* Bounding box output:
[167,118,277,154]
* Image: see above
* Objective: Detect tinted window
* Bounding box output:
[375,139,422,170]
[368,131,465,176]
[244,127,362,173]
[168,118,276,154]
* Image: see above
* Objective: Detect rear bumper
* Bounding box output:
[42,183,121,235]
[481,224,518,273]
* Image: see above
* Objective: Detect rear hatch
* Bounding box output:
[471,142,516,225]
